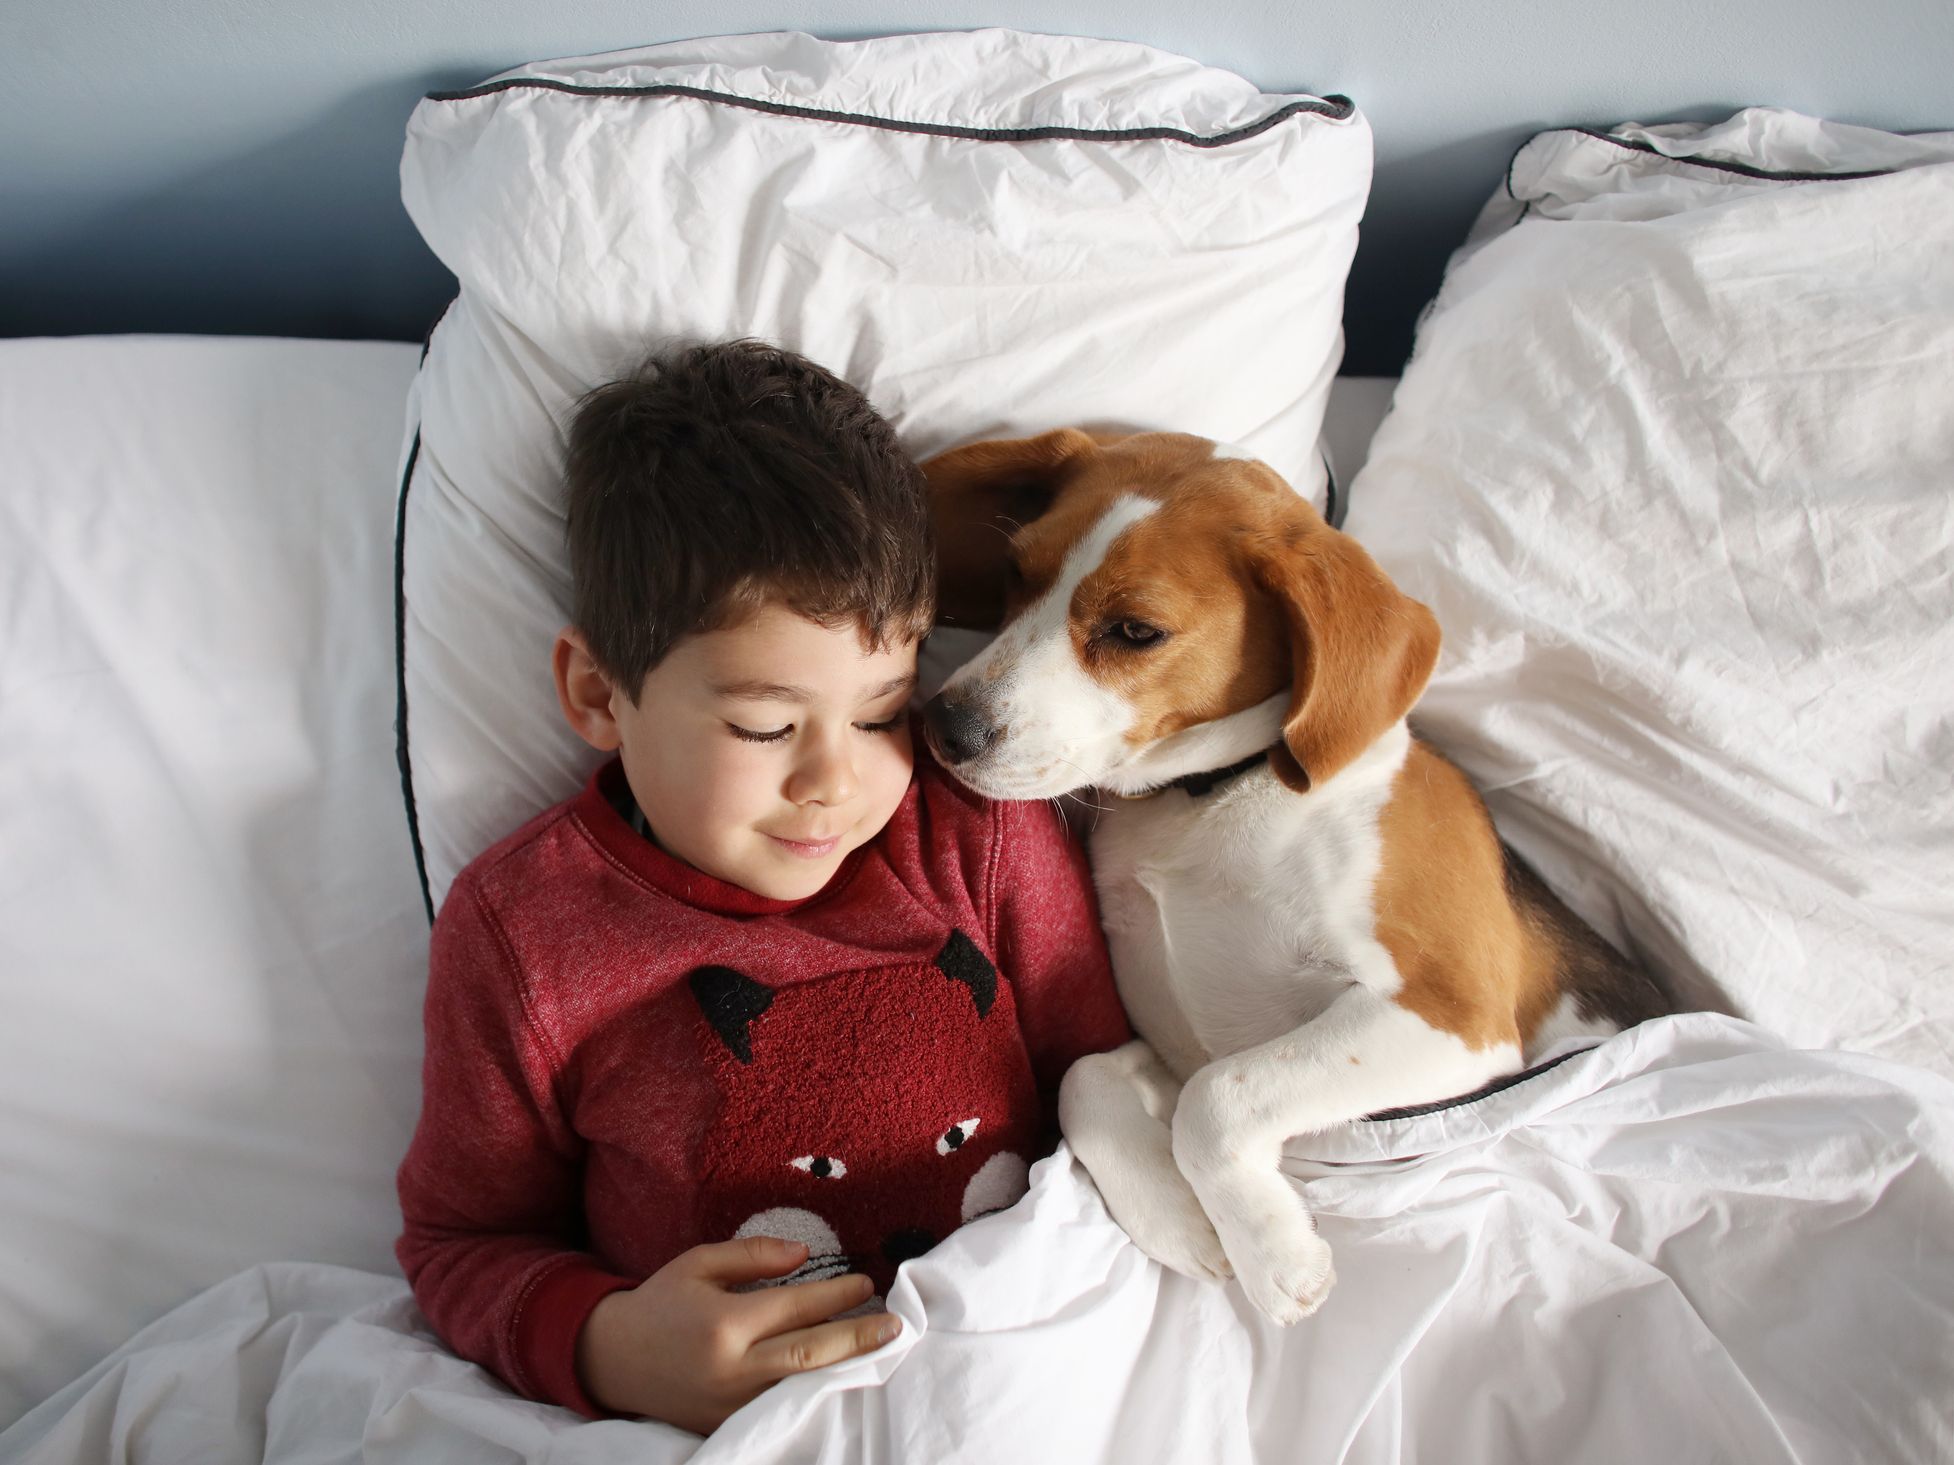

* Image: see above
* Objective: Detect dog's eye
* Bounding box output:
[790,1155,847,1179]
[1105,620,1167,648]
[936,1118,981,1155]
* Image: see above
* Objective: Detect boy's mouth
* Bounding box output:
[766,831,842,858]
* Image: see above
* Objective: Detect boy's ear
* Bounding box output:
[552,626,624,752]
[923,428,1096,629]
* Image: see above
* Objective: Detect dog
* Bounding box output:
[919,427,1672,1324]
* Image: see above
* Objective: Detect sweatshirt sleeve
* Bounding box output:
[988,798,1132,1106]
[395,874,636,1418]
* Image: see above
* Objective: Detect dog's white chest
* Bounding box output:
[1087,749,1404,1084]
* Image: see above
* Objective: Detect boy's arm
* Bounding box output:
[395,875,635,1417]
[988,798,1132,1109]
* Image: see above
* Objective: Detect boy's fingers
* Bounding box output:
[687,1235,810,1284]
[747,1311,903,1382]
[739,1271,877,1337]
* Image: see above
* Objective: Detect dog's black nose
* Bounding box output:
[923,693,997,765]
[882,1227,938,1266]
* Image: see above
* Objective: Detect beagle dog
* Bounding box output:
[919,428,1671,1324]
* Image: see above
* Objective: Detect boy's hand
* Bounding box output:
[575,1237,901,1433]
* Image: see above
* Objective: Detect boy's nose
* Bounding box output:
[789,734,858,806]
[923,693,997,765]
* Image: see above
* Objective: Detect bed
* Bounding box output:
[4,29,1951,1465]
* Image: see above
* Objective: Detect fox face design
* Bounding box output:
[687,929,1039,1296]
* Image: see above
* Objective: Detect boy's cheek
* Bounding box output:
[624,747,755,862]
[864,738,917,823]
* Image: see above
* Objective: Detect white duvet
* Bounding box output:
[7,1015,1950,1465]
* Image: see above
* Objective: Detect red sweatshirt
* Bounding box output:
[395,748,1128,1417]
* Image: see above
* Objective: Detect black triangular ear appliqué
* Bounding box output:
[688,965,774,1063]
[934,929,997,1019]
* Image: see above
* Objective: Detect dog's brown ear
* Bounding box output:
[923,429,1096,629]
[1247,514,1440,794]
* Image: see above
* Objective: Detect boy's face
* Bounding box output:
[554,604,919,901]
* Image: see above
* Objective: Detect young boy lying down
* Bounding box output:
[395,340,1129,1433]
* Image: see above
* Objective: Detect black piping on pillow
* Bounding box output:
[394,314,445,925]
[1502,124,1900,208]
[392,423,434,926]
[423,77,1353,149]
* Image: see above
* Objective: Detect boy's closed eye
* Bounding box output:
[726,711,909,745]
[716,669,918,746]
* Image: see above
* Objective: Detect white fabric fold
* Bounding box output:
[10,1016,1949,1464]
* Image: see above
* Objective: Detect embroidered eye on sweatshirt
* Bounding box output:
[394,747,1129,1418]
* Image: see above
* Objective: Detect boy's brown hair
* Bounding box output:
[564,340,934,701]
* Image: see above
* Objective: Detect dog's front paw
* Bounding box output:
[1089,1162,1232,1283]
[1121,1184,1234,1284]
[1226,1222,1336,1325]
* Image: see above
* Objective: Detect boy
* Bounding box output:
[395,340,1130,1434]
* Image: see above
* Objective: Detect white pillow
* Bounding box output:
[396,27,1370,911]
[1345,109,1954,1076]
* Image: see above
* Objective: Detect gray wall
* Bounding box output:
[6,0,1949,373]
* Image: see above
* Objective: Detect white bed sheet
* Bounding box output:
[6,1016,1950,1464]
[0,337,431,1428]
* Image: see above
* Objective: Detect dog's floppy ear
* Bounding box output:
[922,429,1096,629]
[1247,513,1441,794]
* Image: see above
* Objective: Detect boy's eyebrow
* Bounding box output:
[712,672,918,704]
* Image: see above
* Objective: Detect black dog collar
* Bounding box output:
[1159,747,1274,798]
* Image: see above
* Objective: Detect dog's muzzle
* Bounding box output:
[922,692,999,766]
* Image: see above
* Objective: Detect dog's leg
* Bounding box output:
[1060,1039,1232,1282]
[1171,983,1519,1324]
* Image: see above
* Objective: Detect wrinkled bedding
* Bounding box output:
[8,1016,1950,1464]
